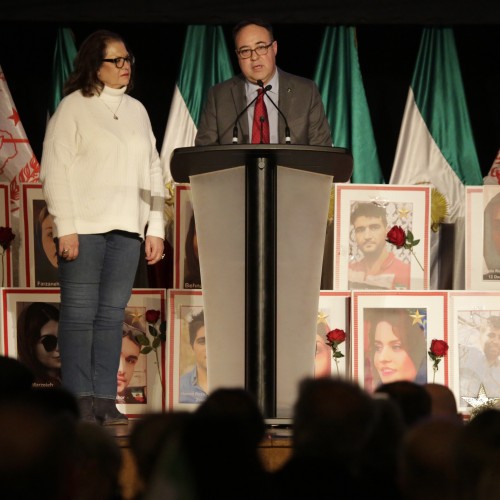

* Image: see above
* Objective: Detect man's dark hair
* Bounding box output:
[188,310,205,346]
[350,202,388,227]
[232,19,274,44]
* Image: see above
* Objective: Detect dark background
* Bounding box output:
[1,1,499,182]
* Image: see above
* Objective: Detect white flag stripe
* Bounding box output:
[160,86,197,185]
[391,88,465,222]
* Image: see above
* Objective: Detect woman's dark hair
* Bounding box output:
[184,213,201,287]
[64,29,134,97]
[17,302,61,386]
[366,308,427,387]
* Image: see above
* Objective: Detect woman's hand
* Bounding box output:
[58,233,79,261]
[145,235,165,265]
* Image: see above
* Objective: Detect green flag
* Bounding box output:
[49,28,77,115]
[314,26,384,184]
[160,25,234,185]
[390,27,482,221]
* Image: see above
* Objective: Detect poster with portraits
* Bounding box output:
[449,291,500,415]
[465,186,500,289]
[352,291,448,393]
[0,182,14,287]
[174,183,201,290]
[19,183,59,287]
[0,287,166,417]
[333,184,431,291]
[166,289,205,410]
[315,291,351,379]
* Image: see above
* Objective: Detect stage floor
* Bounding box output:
[107,422,293,500]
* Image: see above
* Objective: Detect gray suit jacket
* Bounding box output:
[195,69,332,146]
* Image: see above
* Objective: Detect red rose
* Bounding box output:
[430,339,449,357]
[0,227,15,251]
[386,225,406,247]
[145,309,161,324]
[326,329,346,344]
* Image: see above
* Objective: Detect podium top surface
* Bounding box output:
[171,144,353,183]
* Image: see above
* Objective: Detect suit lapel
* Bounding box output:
[278,70,293,143]
[231,76,249,143]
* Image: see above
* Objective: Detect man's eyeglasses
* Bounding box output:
[101,55,135,68]
[236,42,274,59]
[39,334,58,353]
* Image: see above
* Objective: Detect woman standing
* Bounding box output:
[41,30,165,424]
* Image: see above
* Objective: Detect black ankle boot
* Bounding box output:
[93,397,128,426]
[77,396,97,423]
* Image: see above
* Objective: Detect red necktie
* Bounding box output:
[251,89,270,144]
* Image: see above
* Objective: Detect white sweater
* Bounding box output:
[41,85,165,240]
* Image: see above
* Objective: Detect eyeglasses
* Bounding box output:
[236,42,274,59]
[101,55,135,68]
[39,334,58,353]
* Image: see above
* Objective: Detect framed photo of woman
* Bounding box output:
[352,290,448,393]
[333,184,431,291]
[19,183,59,287]
[315,291,351,379]
[174,183,202,290]
[0,287,166,416]
[166,288,205,410]
[0,182,14,287]
[449,291,500,415]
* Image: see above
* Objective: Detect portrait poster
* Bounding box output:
[0,287,166,417]
[315,291,351,379]
[0,183,14,287]
[20,183,59,287]
[352,291,448,393]
[466,186,500,289]
[333,184,430,291]
[449,291,500,415]
[174,183,201,290]
[166,289,205,411]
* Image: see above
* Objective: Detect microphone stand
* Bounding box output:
[257,81,292,144]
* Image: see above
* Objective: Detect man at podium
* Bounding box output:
[195,19,332,146]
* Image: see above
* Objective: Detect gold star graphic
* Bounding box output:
[462,384,500,408]
[128,310,144,325]
[398,207,411,219]
[317,311,329,324]
[409,310,425,326]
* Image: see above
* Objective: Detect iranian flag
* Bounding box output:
[314,26,384,183]
[389,28,482,289]
[160,25,233,186]
[483,149,500,185]
[49,28,77,116]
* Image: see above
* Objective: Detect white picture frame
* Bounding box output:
[333,184,431,291]
[352,290,448,393]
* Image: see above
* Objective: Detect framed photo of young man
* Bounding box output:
[466,186,500,289]
[0,287,166,416]
[19,183,59,287]
[174,183,201,290]
[0,183,14,287]
[315,291,351,379]
[449,291,500,415]
[333,185,431,291]
[352,291,448,393]
[166,289,205,410]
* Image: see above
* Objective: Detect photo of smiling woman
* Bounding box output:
[16,302,62,388]
[364,307,427,391]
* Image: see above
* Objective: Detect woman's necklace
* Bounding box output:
[100,94,124,120]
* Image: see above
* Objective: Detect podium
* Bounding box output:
[171,145,353,418]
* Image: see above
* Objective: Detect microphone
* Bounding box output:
[231,82,272,144]
[257,80,291,144]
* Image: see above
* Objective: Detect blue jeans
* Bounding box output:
[57,231,141,398]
